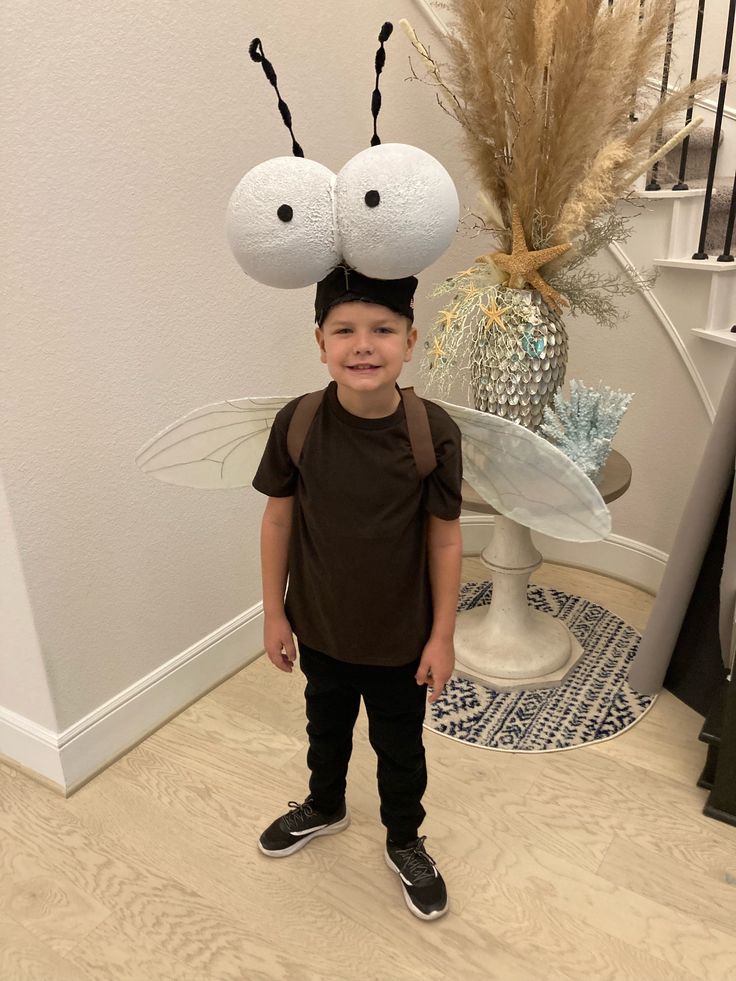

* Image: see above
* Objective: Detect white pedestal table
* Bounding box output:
[455,449,632,691]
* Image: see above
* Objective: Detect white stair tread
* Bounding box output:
[654,257,736,271]
[633,187,707,199]
[692,327,736,348]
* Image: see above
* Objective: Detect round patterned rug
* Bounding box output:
[426,581,656,753]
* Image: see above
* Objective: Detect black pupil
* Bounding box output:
[277,204,293,222]
[364,190,380,208]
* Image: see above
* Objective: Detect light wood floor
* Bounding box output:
[2,560,736,981]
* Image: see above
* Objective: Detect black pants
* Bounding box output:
[298,640,428,844]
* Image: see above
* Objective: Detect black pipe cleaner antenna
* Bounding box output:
[249,38,304,157]
[370,22,393,147]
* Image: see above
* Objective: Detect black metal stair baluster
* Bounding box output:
[674,0,707,190]
[693,0,735,259]
[718,172,736,262]
[647,0,677,191]
[629,1,647,123]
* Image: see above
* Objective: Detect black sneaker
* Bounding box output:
[385,835,448,920]
[258,797,350,857]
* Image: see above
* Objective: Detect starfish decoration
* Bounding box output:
[430,335,447,362]
[479,296,512,331]
[436,307,457,332]
[476,205,571,313]
[455,265,481,279]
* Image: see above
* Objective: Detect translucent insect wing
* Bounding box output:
[135,396,293,489]
[433,399,611,542]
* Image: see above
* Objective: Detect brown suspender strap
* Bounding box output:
[286,390,324,467]
[401,386,437,478]
[286,385,437,477]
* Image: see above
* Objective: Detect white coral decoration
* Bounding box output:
[539,379,634,483]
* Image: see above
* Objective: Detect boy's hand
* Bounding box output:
[264,613,297,672]
[416,635,455,704]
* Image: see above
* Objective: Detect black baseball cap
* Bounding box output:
[315,265,417,326]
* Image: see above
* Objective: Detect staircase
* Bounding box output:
[627,102,736,352]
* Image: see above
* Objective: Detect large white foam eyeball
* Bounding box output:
[226,157,339,288]
[335,143,459,279]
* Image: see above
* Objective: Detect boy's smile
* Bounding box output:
[316,301,418,418]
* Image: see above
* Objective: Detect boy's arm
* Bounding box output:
[261,496,297,670]
[416,514,462,703]
[427,514,463,639]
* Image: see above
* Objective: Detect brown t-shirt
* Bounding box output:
[252,380,463,666]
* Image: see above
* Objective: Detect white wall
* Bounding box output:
[671,0,734,97]
[669,1,736,176]
[0,0,731,750]
[0,468,57,731]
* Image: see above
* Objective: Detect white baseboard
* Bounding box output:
[0,601,265,797]
[0,709,66,792]
[0,518,667,796]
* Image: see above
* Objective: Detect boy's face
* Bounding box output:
[315,301,418,396]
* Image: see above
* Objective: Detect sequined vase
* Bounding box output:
[470,287,568,431]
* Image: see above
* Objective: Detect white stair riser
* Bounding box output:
[633,190,736,344]
[704,272,736,334]
[669,191,709,259]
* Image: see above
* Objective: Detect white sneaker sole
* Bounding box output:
[258,809,351,858]
[384,847,449,921]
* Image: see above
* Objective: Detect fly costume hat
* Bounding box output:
[226,24,458,309]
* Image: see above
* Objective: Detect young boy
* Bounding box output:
[251,266,463,920]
